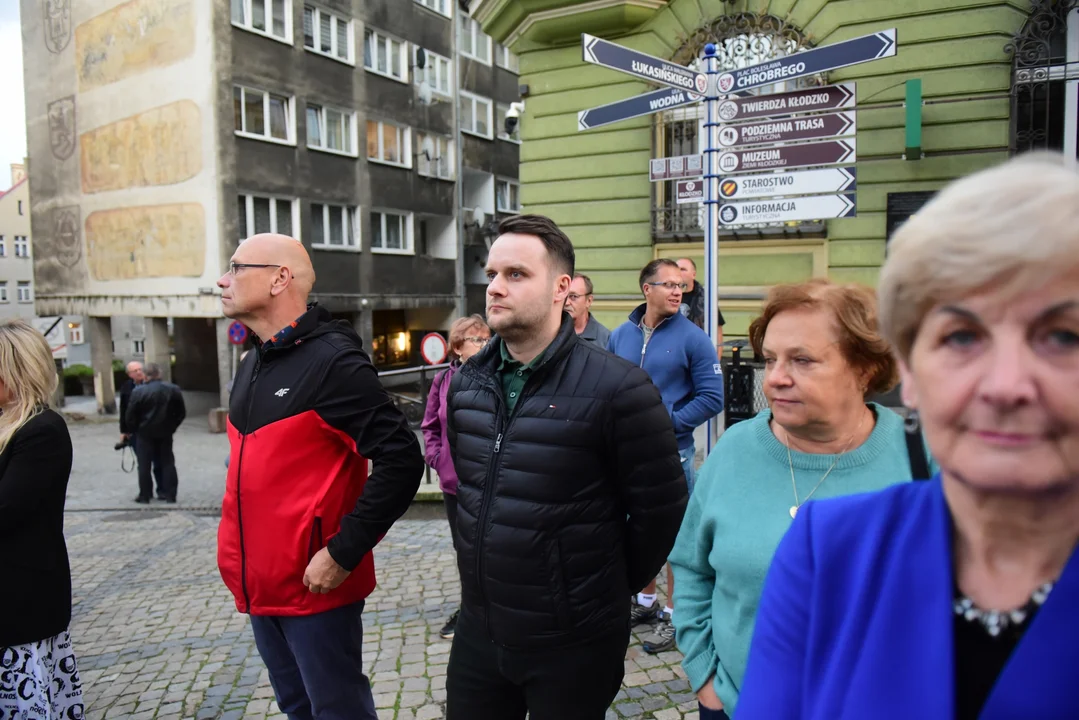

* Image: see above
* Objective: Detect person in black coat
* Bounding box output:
[0,320,84,718]
[444,215,688,720]
[118,360,145,445]
[125,363,186,503]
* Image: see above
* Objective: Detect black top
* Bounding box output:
[118,378,136,434]
[680,280,726,330]
[446,314,688,649]
[953,607,1035,719]
[0,408,74,646]
[126,379,186,439]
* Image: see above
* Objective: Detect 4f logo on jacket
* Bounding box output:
[274,388,290,397]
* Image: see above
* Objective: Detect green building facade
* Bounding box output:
[468,0,1078,335]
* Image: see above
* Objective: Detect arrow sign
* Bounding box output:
[716,111,856,148]
[582,33,709,94]
[578,87,701,131]
[718,83,856,123]
[718,139,856,174]
[719,167,857,201]
[716,29,896,94]
[719,193,857,225]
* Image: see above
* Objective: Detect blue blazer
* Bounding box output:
[737,476,1079,720]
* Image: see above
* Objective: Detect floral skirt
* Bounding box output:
[0,629,84,720]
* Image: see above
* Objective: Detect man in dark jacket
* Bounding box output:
[118,360,145,444]
[216,234,424,720]
[677,257,726,348]
[125,363,185,504]
[445,214,688,720]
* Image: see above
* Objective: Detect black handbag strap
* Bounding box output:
[904,412,931,481]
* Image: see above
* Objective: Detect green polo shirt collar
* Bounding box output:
[497,338,548,414]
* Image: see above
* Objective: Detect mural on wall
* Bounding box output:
[48,96,77,161]
[76,0,195,91]
[44,0,73,54]
[33,205,87,295]
[80,100,202,194]
[85,203,206,280]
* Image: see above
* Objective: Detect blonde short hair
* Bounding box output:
[0,320,58,455]
[879,152,1079,360]
[448,314,489,359]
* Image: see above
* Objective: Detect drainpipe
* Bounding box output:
[453,9,466,318]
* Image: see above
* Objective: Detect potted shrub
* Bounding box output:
[63,364,94,396]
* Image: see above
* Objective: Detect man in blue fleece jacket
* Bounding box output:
[608,257,725,654]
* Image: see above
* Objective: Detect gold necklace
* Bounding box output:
[785,413,866,519]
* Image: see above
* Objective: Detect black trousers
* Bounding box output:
[443,492,459,551]
[446,610,628,720]
[135,435,178,500]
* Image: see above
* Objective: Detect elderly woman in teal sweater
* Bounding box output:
[669,279,932,719]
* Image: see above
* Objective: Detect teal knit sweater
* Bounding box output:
[669,403,923,713]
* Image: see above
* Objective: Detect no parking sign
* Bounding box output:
[228,321,249,346]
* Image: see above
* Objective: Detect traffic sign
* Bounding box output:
[718,83,856,123]
[420,332,448,365]
[582,33,708,94]
[228,321,248,346]
[579,87,701,131]
[650,154,704,182]
[719,167,857,201]
[719,193,857,226]
[718,139,856,174]
[675,179,704,204]
[716,111,856,148]
[716,29,896,94]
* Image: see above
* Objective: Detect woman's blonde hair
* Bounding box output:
[879,152,1079,360]
[448,314,489,359]
[0,320,59,455]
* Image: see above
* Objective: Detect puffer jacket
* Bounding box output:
[446,314,688,649]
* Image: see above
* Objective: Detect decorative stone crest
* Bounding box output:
[48,96,76,161]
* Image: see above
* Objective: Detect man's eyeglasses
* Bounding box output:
[646,281,687,291]
[566,293,593,302]
[465,336,489,346]
[229,262,282,276]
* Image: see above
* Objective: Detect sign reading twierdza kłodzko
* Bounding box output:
[582,33,708,94]
[716,30,896,94]
[718,83,856,122]
[719,193,857,225]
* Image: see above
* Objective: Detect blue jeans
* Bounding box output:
[250,601,376,720]
[679,443,696,495]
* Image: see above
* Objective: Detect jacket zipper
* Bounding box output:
[235,352,262,612]
[638,315,672,368]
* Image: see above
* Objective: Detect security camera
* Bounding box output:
[504,101,525,136]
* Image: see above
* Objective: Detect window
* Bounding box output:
[17,200,23,215]
[311,203,360,249]
[415,48,452,98]
[238,194,297,240]
[415,0,451,17]
[133,340,145,355]
[234,86,294,143]
[366,120,412,168]
[458,14,491,64]
[459,91,493,138]
[14,236,29,258]
[497,103,521,143]
[17,282,31,303]
[0,236,5,257]
[303,5,353,63]
[496,43,519,72]
[1010,4,1078,156]
[415,132,454,179]
[231,0,291,42]
[370,210,413,254]
[0,283,7,302]
[68,324,84,344]
[364,28,408,83]
[306,103,357,155]
[496,179,520,213]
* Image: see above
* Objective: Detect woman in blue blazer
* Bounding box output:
[737,152,1079,720]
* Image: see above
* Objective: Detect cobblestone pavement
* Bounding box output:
[65,422,700,720]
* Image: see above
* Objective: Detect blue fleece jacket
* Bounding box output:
[607,304,725,450]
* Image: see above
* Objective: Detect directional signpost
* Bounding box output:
[719,167,857,201]
[716,111,856,148]
[716,29,896,94]
[718,83,856,122]
[578,87,701,131]
[582,33,708,94]
[717,139,856,174]
[719,193,857,226]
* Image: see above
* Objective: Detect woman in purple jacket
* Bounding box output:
[422,314,490,639]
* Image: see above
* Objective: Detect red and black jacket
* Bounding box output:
[217,305,424,616]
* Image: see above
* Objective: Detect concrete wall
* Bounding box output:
[23,0,225,319]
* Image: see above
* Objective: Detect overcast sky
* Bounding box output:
[1,1,27,190]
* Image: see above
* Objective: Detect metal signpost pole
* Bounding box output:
[703,43,719,453]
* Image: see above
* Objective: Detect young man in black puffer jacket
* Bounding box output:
[445,214,688,720]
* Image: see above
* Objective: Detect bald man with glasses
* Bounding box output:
[216,234,424,720]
